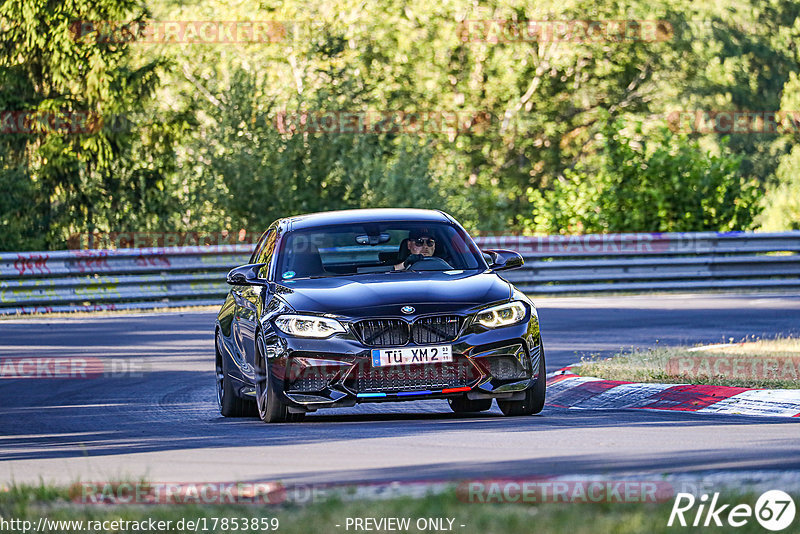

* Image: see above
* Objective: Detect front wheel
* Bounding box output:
[255,335,304,423]
[498,342,546,416]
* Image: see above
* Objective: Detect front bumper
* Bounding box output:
[260,320,542,411]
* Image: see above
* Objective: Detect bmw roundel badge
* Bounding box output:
[401,306,415,314]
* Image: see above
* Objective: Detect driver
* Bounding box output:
[394,229,436,270]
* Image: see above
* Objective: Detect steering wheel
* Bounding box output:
[405,255,453,271]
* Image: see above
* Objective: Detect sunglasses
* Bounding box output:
[413,238,435,247]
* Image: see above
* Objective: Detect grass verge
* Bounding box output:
[0,483,794,534]
[573,337,800,389]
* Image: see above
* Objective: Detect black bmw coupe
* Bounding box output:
[215,208,545,422]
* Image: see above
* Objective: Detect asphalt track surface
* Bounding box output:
[1,293,799,486]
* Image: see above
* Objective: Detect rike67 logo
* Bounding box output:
[668,490,796,531]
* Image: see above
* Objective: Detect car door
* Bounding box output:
[230,230,271,380]
[235,228,279,381]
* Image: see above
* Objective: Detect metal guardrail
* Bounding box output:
[1,231,799,315]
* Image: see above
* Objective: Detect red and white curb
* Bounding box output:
[545,369,800,417]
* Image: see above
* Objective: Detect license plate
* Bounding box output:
[371,345,453,367]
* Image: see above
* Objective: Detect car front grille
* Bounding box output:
[354,315,463,347]
[350,358,478,393]
[353,319,409,346]
[412,315,462,344]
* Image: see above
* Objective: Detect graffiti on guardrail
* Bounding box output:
[134,255,171,268]
[13,254,50,276]
[1,287,58,303]
[69,250,112,273]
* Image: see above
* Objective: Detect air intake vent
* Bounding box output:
[351,359,478,393]
[486,356,527,380]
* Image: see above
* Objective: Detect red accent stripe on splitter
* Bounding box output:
[638,384,752,411]
[442,387,471,394]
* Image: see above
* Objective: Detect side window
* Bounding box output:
[249,230,272,264]
[257,231,277,264]
[256,231,278,279]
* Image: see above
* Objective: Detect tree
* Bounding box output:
[524,119,761,233]
[0,0,176,250]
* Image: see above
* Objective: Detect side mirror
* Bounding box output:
[483,249,524,271]
[227,263,268,285]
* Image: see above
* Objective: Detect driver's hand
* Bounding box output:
[403,254,424,268]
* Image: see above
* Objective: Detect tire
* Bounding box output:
[255,334,304,423]
[448,395,492,413]
[216,334,256,417]
[498,342,546,416]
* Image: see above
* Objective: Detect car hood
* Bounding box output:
[275,270,512,317]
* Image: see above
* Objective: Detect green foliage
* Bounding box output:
[2,0,799,250]
[0,163,41,250]
[524,120,761,233]
[0,0,180,248]
[201,88,454,229]
[758,71,800,231]
[758,145,800,230]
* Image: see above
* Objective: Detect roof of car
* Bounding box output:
[284,208,453,230]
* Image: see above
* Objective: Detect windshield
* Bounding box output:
[276,222,486,280]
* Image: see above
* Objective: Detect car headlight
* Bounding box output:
[273,314,346,338]
[475,301,527,329]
